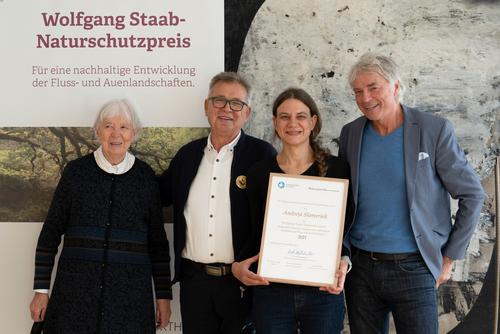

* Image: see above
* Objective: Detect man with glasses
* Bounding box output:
[159,72,275,333]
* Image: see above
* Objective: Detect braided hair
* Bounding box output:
[272,88,330,176]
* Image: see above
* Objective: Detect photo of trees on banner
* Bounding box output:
[0,127,209,222]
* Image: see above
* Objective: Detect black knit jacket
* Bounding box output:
[33,154,171,334]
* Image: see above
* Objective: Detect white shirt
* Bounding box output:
[93,146,135,175]
[34,148,135,294]
[181,132,241,264]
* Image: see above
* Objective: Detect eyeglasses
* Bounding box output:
[208,96,248,112]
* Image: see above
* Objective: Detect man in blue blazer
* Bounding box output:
[159,72,275,334]
[339,53,484,334]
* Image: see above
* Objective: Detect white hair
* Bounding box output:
[348,52,406,102]
[93,99,142,141]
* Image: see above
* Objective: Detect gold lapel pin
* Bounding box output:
[236,175,247,189]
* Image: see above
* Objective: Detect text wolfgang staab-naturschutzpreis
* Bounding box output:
[36,11,192,52]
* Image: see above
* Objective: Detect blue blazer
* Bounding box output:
[158,131,276,282]
[339,105,484,279]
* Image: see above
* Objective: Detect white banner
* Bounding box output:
[0,1,224,333]
[0,0,223,126]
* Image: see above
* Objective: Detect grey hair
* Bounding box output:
[348,52,405,102]
[93,99,142,141]
[208,71,251,103]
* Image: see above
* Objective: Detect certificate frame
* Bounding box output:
[257,173,348,287]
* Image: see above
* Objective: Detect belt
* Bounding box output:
[355,248,419,261]
[182,258,232,277]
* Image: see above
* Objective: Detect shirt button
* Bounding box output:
[109,200,112,204]
[211,195,215,198]
[103,243,107,247]
[101,263,105,267]
[210,253,214,256]
[209,234,213,237]
[209,214,213,218]
[99,285,103,289]
[216,159,220,162]
[213,177,216,180]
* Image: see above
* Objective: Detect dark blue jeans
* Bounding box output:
[345,251,438,334]
[252,284,345,334]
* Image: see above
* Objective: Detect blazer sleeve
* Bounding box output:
[436,120,484,259]
[338,126,347,161]
[327,157,354,258]
[342,177,355,257]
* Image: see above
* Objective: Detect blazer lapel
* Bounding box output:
[351,117,367,204]
[403,106,420,209]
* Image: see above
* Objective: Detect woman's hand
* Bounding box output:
[30,292,49,321]
[231,254,269,286]
[156,299,171,330]
[319,259,348,294]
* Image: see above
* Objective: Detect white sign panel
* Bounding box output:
[0,0,224,126]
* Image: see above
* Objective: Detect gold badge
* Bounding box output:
[236,175,247,189]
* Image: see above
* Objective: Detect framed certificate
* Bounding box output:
[257,173,348,287]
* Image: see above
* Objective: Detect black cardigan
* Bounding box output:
[34,154,171,333]
[158,131,276,282]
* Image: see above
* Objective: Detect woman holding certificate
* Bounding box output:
[232,88,353,333]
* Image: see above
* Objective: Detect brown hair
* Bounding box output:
[272,88,330,176]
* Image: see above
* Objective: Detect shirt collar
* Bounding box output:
[206,131,241,153]
[93,146,135,175]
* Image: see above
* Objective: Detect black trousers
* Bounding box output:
[179,261,250,334]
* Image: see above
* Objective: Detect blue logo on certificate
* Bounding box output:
[277,181,285,189]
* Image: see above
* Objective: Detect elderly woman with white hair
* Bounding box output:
[29,99,172,333]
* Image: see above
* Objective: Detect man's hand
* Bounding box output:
[436,256,454,288]
[231,254,269,286]
[30,292,49,322]
[320,259,348,294]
